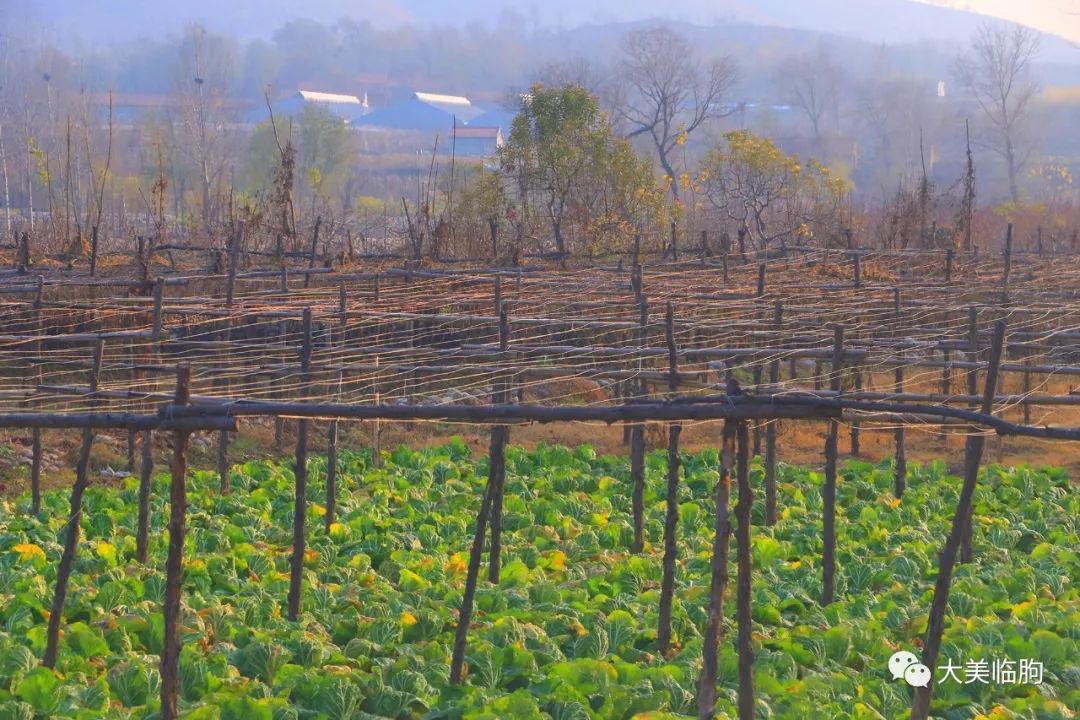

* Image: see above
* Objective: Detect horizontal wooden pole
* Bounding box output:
[155,395,1080,439]
[177,398,840,423]
[0,412,237,431]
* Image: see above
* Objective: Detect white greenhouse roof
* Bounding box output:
[298,90,362,105]
[414,92,471,106]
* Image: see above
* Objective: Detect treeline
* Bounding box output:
[0,17,1076,264]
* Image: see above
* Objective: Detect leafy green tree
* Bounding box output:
[243,104,354,218]
[499,83,665,257]
[295,104,354,214]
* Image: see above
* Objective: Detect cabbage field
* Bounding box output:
[0,440,1076,719]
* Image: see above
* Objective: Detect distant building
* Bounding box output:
[248,89,363,123]
[353,91,484,131]
[452,126,504,156]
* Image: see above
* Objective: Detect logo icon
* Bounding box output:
[904,663,932,688]
[888,650,920,681]
[889,650,932,687]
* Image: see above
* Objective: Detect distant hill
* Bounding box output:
[10,0,1080,62]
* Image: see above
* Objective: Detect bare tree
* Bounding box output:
[955,22,1040,202]
[174,24,238,235]
[776,42,843,143]
[615,25,737,202]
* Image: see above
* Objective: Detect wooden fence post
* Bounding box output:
[136,278,164,562]
[274,320,287,451]
[965,311,979,378]
[850,364,862,456]
[822,324,844,606]
[487,299,511,583]
[657,301,682,657]
[961,307,990,565]
[326,284,346,531]
[756,263,766,298]
[940,309,952,397]
[16,231,30,271]
[121,267,139,472]
[87,224,99,276]
[911,321,1006,720]
[1002,223,1012,300]
[894,290,907,498]
[218,223,242,493]
[852,252,861,289]
[1022,356,1032,426]
[752,363,763,458]
[735,420,755,720]
[160,365,192,720]
[372,275,382,468]
[630,292,648,554]
[965,307,979,489]
[30,275,44,514]
[43,340,103,668]
[450,427,504,683]
[697,419,735,719]
[151,276,164,345]
[945,248,954,284]
[303,216,321,289]
[765,302,782,525]
[287,307,313,621]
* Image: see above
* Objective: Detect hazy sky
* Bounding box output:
[8,0,1080,56]
[919,0,1080,43]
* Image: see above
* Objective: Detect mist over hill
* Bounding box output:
[10,0,1076,51]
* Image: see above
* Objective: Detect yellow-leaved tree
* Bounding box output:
[702,130,850,255]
